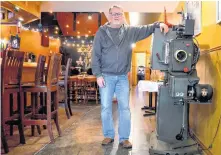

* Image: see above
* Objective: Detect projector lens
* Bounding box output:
[174,50,187,62]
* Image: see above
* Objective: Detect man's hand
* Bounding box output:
[160,23,169,34]
[97,76,105,88]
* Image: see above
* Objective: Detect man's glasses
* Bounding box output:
[110,13,123,17]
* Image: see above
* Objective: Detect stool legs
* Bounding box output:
[1,125,9,153]
[18,91,25,144]
[54,91,62,136]
[46,91,54,143]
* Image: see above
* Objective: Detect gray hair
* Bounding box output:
[109,5,123,13]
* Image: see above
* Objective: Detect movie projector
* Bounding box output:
[149,12,213,155]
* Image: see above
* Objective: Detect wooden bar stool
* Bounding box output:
[58,58,72,119]
[1,50,26,153]
[21,53,62,143]
[22,55,46,136]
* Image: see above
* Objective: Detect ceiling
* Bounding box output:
[40,1,179,13]
[56,12,108,37]
[1,1,38,25]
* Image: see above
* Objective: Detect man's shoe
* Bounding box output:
[120,140,132,149]
[101,138,114,145]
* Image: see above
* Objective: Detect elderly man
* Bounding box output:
[92,5,169,149]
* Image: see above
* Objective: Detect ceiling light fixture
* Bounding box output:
[18,17,24,21]
[131,43,136,48]
[14,6,20,12]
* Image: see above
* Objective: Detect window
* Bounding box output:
[217,0,221,23]
[185,1,202,36]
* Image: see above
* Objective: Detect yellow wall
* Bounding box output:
[0,25,60,60]
[190,2,221,155]
[131,13,161,85]
[157,1,221,154]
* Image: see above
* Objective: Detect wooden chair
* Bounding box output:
[21,53,62,143]
[58,58,72,119]
[84,76,98,104]
[1,50,26,153]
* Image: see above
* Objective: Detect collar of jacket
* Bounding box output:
[103,22,128,47]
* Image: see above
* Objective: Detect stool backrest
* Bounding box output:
[35,55,46,85]
[46,53,61,86]
[64,58,72,83]
[1,50,24,90]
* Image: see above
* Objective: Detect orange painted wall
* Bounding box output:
[1,25,60,60]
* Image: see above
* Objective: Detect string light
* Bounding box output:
[77,21,80,24]
[77,31,80,34]
[66,25,69,28]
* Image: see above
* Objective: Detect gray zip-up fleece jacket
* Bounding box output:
[91,22,161,77]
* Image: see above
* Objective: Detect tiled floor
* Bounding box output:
[2,87,156,155]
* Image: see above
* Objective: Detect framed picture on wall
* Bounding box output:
[217,0,221,23]
[10,35,20,49]
[185,1,202,36]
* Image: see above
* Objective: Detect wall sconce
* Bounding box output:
[88,13,92,20]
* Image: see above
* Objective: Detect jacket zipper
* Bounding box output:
[106,29,119,73]
[116,47,118,72]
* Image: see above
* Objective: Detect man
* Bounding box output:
[91,5,169,149]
